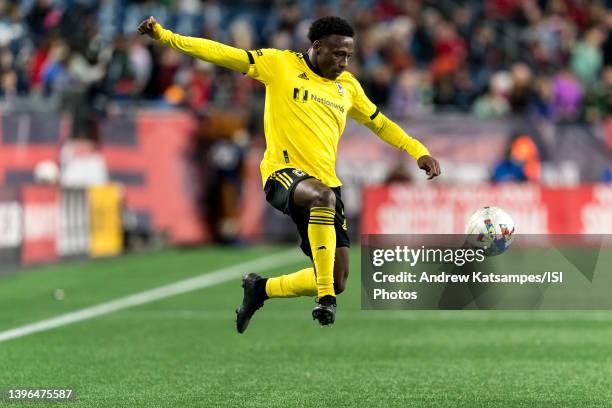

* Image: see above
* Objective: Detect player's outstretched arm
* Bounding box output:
[137,16,250,74]
[347,76,440,180]
[368,115,441,180]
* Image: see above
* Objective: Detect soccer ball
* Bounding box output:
[34,160,59,184]
[465,206,514,256]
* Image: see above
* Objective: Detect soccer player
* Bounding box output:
[138,15,441,332]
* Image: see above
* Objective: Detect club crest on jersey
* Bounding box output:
[335,81,344,96]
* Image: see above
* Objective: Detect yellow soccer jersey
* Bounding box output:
[153,24,430,187]
[246,49,380,187]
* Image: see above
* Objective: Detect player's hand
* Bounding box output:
[137,16,158,38]
[417,155,441,180]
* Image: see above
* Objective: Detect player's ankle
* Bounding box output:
[254,277,269,301]
[318,294,336,305]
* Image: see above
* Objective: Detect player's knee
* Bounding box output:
[310,188,335,209]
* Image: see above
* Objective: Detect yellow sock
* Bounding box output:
[265,268,317,298]
[308,207,336,298]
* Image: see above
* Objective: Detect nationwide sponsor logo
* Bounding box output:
[291,88,346,113]
[310,93,345,113]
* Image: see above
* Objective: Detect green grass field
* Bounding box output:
[1,246,612,407]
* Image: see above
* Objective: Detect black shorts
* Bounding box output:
[264,168,350,258]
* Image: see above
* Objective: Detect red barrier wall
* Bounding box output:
[101,111,207,244]
[362,184,612,235]
[21,185,59,264]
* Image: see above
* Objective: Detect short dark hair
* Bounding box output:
[307,16,354,43]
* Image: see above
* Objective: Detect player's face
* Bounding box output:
[314,35,354,80]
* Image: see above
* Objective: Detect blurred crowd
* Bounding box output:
[0,0,610,126]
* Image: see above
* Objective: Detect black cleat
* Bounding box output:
[312,295,336,326]
[235,273,266,334]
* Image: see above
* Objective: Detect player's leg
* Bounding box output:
[332,189,351,295]
[260,171,324,298]
[265,267,317,297]
[333,247,349,295]
[236,169,318,333]
[264,247,348,297]
[269,246,347,326]
[291,178,340,325]
[292,178,337,300]
[236,170,341,331]
[265,184,349,299]
[237,250,345,333]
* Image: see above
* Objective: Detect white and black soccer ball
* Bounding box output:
[465,206,515,256]
[34,160,59,185]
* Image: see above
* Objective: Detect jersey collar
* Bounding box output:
[303,52,327,80]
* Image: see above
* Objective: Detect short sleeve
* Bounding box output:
[347,77,379,125]
[245,48,282,84]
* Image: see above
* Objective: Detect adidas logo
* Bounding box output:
[298,72,309,80]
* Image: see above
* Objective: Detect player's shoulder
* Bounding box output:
[249,48,281,58]
[249,49,305,66]
[280,49,307,62]
[336,70,357,83]
[251,49,300,58]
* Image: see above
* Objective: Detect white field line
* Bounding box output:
[0,249,304,344]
